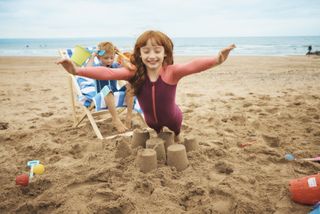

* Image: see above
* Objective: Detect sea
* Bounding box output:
[0,36,319,56]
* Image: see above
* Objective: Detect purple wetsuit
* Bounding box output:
[77,57,219,135]
[138,75,182,135]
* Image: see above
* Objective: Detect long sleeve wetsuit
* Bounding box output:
[77,57,219,135]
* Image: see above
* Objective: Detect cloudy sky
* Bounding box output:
[0,0,319,38]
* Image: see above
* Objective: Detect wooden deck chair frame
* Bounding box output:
[59,49,145,140]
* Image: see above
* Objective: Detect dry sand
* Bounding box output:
[0,55,320,213]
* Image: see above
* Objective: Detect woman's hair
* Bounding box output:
[129,30,174,95]
[97,42,115,55]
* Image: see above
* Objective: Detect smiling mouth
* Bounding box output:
[148,60,158,64]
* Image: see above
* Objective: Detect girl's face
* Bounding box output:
[140,39,165,72]
[98,53,115,67]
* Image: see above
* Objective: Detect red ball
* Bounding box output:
[16,174,29,186]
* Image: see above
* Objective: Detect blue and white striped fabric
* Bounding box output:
[67,48,142,114]
[76,77,96,108]
[93,86,142,113]
[76,75,142,112]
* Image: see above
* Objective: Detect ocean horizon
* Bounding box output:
[0,36,319,57]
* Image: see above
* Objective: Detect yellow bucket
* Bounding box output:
[71,45,91,66]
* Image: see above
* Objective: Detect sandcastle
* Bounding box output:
[131,128,150,148]
[158,131,174,151]
[136,149,157,173]
[167,144,189,171]
[146,138,166,163]
[183,137,199,152]
[131,129,199,173]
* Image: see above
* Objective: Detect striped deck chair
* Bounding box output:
[58,48,145,140]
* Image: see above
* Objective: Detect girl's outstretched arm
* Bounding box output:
[168,44,236,84]
[57,58,135,81]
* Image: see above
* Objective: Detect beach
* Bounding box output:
[0,55,320,213]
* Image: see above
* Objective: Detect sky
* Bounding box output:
[0,0,319,38]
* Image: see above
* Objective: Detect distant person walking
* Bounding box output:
[307,45,312,54]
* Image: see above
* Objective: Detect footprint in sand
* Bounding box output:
[24,87,32,92]
[189,103,201,108]
[180,185,206,209]
[0,122,9,130]
[250,120,260,129]
[181,124,191,132]
[224,92,235,96]
[314,131,320,136]
[258,95,271,101]
[215,161,234,174]
[16,198,61,213]
[40,112,54,117]
[256,101,268,107]
[203,147,220,158]
[48,155,61,163]
[186,93,204,97]
[53,137,64,144]
[261,134,280,147]
[115,139,131,159]
[293,101,304,106]
[134,179,154,195]
[243,102,253,108]
[221,118,228,123]
[298,115,311,123]
[230,114,246,125]
[69,143,83,159]
[265,107,279,114]
[231,97,245,101]
[1,98,10,101]
[94,189,121,201]
[41,88,51,92]
[17,132,28,139]
[21,178,52,196]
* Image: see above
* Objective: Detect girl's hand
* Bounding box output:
[218,44,236,64]
[56,59,77,75]
[122,60,136,72]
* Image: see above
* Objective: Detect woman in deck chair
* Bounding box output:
[58,30,235,141]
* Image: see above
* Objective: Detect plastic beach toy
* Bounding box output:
[33,164,45,175]
[289,173,320,205]
[27,160,40,179]
[285,154,320,162]
[309,202,320,214]
[16,160,45,186]
[15,174,29,186]
[71,45,91,66]
[302,156,320,162]
[285,153,295,161]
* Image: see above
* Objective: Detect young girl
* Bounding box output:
[58,30,235,141]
